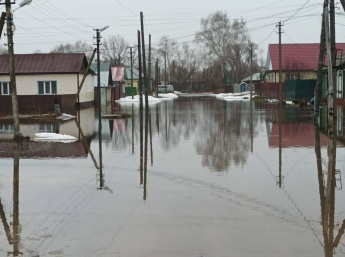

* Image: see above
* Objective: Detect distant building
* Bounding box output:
[0,53,95,113]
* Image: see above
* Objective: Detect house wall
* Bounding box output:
[265,71,317,83]
[0,73,94,102]
[78,74,94,103]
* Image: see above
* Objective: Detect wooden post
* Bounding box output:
[73,48,96,105]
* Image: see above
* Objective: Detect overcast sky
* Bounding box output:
[0,0,343,60]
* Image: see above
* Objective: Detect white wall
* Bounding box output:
[0,73,94,102]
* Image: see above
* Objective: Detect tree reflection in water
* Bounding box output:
[195,100,258,171]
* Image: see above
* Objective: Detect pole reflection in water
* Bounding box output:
[11,141,21,256]
[149,108,153,166]
[278,104,283,188]
[156,104,159,135]
[132,103,135,155]
[143,105,149,200]
[250,98,253,153]
[315,120,345,257]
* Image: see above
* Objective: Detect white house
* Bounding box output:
[0,53,95,113]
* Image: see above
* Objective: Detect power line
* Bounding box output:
[284,0,311,23]
[114,0,138,16]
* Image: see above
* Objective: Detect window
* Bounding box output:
[0,82,11,95]
[39,123,56,132]
[38,81,57,94]
[0,124,14,134]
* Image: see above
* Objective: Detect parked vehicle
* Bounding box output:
[157,85,174,93]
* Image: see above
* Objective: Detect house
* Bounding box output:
[110,67,126,100]
[124,67,140,96]
[0,53,95,113]
[262,43,345,99]
[90,62,112,112]
[241,72,261,91]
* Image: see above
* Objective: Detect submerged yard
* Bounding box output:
[0,96,344,257]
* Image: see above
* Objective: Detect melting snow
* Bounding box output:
[34,133,77,143]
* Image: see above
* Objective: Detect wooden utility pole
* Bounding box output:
[164,51,167,93]
[314,0,327,118]
[4,0,20,139]
[277,21,283,105]
[147,34,151,109]
[330,0,337,115]
[94,26,108,188]
[128,47,134,99]
[74,49,96,105]
[137,30,143,107]
[140,12,148,106]
[325,5,334,138]
[250,43,253,102]
[155,59,159,97]
[0,12,6,40]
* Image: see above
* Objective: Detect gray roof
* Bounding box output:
[125,67,140,80]
[90,62,111,87]
[241,73,261,83]
[90,62,111,73]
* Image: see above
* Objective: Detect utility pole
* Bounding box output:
[277,21,283,105]
[164,51,167,93]
[155,58,158,97]
[140,12,148,106]
[314,0,327,119]
[250,43,253,102]
[94,25,108,188]
[128,46,134,99]
[2,0,20,139]
[137,30,143,107]
[147,34,151,107]
[330,0,337,116]
[325,4,334,138]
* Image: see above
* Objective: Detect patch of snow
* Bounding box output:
[158,93,179,99]
[34,133,77,143]
[57,113,76,120]
[116,95,161,104]
[267,99,279,103]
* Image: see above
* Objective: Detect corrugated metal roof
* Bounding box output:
[268,43,345,71]
[111,67,125,82]
[90,62,111,73]
[0,53,87,74]
[125,67,140,80]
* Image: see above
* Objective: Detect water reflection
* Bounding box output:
[315,121,345,257]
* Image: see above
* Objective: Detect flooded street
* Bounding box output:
[1,96,345,256]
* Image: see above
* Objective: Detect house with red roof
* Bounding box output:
[110,67,126,101]
[265,43,345,82]
[0,53,95,113]
[262,43,345,99]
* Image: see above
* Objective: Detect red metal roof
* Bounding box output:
[111,67,125,82]
[0,53,87,74]
[268,43,345,71]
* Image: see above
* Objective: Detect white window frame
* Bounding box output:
[37,81,57,95]
[0,124,14,134]
[0,81,11,95]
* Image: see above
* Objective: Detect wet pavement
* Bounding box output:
[0,96,345,256]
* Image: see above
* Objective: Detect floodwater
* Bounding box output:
[0,96,344,257]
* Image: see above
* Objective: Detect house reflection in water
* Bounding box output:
[0,107,95,158]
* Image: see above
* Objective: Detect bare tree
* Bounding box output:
[50,40,93,60]
[102,35,130,66]
[196,11,258,85]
